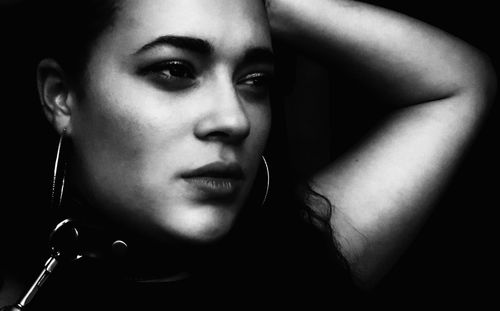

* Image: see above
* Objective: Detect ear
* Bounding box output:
[37,59,75,135]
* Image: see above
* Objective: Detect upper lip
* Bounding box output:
[180,162,245,180]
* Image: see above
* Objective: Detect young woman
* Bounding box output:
[0,0,495,309]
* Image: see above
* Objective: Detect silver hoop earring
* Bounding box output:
[51,129,67,209]
[260,156,270,207]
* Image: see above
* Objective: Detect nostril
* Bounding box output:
[194,104,251,144]
[205,131,230,140]
[202,127,250,144]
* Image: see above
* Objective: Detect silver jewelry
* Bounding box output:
[51,129,67,209]
[261,155,270,207]
[9,218,81,311]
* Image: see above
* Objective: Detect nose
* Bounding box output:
[194,80,250,144]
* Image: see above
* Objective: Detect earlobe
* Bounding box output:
[37,59,74,135]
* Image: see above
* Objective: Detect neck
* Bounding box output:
[55,191,229,283]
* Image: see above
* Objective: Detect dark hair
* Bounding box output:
[34,0,121,86]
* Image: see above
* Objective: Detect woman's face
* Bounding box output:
[67,0,273,243]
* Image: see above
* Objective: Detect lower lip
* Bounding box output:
[182,177,242,200]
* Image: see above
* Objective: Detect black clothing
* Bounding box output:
[4,218,364,310]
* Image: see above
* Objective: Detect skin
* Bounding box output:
[39,0,274,243]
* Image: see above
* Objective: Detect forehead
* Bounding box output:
[114,0,271,53]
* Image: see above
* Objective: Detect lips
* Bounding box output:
[180,162,245,200]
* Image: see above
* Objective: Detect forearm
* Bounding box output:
[270,0,497,287]
[267,0,495,106]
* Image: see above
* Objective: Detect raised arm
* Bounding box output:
[267,0,496,287]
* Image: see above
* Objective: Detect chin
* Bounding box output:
[156,204,238,244]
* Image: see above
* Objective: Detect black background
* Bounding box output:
[0,0,498,308]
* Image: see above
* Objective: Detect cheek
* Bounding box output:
[76,65,193,154]
[74,90,172,166]
[69,75,190,208]
[243,104,271,185]
[249,103,272,150]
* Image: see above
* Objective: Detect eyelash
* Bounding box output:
[145,60,196,83]
[142,60,273,93]
[238,72,272,87]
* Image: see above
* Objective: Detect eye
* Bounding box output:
[240,72,272,87]
[238,72,274,98]
[141,60,197,90]
[158,61,195,79]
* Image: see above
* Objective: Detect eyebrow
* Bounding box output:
[134,35,274,66]
[134,35,214,55]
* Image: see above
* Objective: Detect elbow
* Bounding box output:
[459,48,497,107]
[479,52,497,106]
[447,48,498,137]
[474,49,496,97]
[439,46,498,122]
